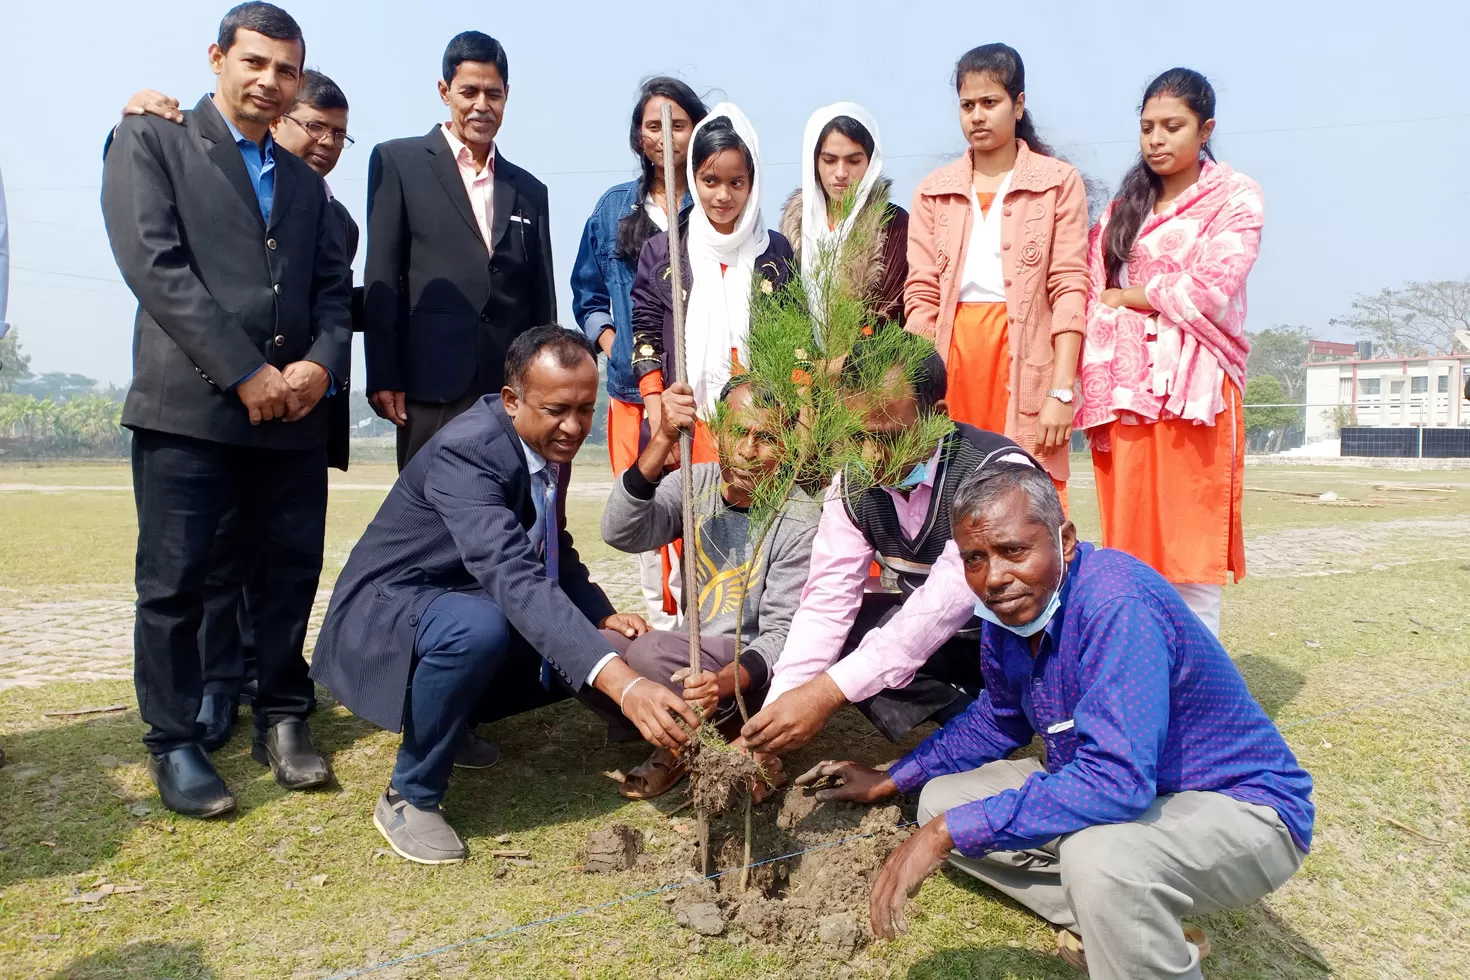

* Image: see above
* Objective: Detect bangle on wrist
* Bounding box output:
[619,676,645,711]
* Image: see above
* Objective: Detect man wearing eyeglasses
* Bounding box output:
[116,67,362,751]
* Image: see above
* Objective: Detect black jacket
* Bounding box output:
[309,395,615,732]
[325,197,362,471]
[101,96,353,449]
[363,127,555,403]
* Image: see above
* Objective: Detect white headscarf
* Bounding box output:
[684,103,769,417]
[798,103,884,319]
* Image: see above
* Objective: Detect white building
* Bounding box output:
[1303,354,1470,445]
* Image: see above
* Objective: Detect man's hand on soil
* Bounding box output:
[792,761,897,804]
[869,815,954,940]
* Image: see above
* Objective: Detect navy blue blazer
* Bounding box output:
[310,396,615,732]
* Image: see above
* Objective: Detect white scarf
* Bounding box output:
[684,103,769,417]
[798,102,884,322]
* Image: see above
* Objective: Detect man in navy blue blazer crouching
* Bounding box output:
[312,326,700,863]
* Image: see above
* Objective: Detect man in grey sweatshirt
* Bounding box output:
[600,379,819,798]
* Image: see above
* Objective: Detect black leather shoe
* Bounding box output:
[197,693,239,751]
[252,719,332,790]
[148,745,236,818]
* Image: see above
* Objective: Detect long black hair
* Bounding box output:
[953,43,1053,158]
[615,77,709,261]
[1103,68,1216,288]
[813,115,874,186]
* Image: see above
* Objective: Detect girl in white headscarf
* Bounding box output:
[779,103,909,332]
[630,102,794,458]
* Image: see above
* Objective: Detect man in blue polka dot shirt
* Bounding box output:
[803,462,1314,979]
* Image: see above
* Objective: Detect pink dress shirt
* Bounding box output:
[440,123,496,256]
[765,446,1031,706]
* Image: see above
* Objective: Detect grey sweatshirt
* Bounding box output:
[602,462,819,674]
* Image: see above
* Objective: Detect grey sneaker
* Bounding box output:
[373,787,468,865]
[453,731,501,770]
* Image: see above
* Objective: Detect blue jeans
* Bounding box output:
[392,592,512,808]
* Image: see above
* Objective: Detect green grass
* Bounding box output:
[1,459,1468,978]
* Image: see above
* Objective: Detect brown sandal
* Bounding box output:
[1056,925,1210,971]
[619,748,689,800]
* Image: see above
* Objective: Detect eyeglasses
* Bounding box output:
[284,114,354,148]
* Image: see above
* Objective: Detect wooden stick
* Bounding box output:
[662,101,710,877]
[41,704,128,718]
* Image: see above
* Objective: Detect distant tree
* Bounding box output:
[19,371,103,400]
[0,327,33,394]
[1330,276,1470,356]
[1246,324,1311,401]
[1243,375,1296,453]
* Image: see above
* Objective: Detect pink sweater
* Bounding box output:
[905,141,1090,481]
[1077,161,1262,434]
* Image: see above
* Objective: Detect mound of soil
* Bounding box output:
[656,785,912,956]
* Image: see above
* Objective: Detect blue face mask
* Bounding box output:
[973,530,1067,638]
[893,457,931,490]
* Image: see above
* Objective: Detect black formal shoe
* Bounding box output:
[147,745,236,818]
[197,693,239,751]
[251,719,332,790]
[239,677,260,711]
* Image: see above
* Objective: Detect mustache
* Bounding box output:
[985,588,1030,604]
[465,110,498,123]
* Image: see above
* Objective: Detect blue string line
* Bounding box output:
[322,676,1469,979]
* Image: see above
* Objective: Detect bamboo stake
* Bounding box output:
[662,102,710,877]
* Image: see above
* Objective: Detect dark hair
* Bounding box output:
[813,115,874,187]
[691,117,754,180]
[1103,68,1216,289]
[442,31,509,86]
[218,2,304,66]
[504,325,597,392]
[839,340,948,413]
[952,43,1052,157]
[291,68,348,112]
[952,461,1064,532]
[615,77,709,262]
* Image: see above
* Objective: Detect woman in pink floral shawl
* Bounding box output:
[1077,68,1263,634]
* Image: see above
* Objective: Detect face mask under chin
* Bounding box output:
[973,528,1067,638]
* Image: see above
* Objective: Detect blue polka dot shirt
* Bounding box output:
[889,543,1315,858]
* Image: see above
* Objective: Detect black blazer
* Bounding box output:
[363,127,555,403]
[309,395,615,732]
[326,197,362,471]
[101,96,352,449]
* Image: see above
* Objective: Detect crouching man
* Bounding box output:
[805,462,1314,979]
[311,326,700,864]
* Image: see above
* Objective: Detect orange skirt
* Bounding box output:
[1092,380,1245,584]
[947,301,1068,510]
[606,397,644,475]
[946,302,1011,435]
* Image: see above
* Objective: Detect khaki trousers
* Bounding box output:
[917,758,1304,980]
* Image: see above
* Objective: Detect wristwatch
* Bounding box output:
[1046,388,1075,404]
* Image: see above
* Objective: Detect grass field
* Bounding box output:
[1,457,1467,979]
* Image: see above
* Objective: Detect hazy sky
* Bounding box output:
[2,0,1467,385]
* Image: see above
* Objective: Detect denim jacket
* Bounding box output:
[570,179,691,404]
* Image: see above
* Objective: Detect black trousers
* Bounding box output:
[395,392,482,471]
[198,519,258,700]
[841,593,982,742]
[131,429,325,753]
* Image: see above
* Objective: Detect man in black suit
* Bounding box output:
[363,31,556,470]
[312,327,701,864]
[101,3,352,818]
[118,68,363,750]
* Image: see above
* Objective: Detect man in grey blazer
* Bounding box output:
[101,2,352,818]
[312,327,701,864]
